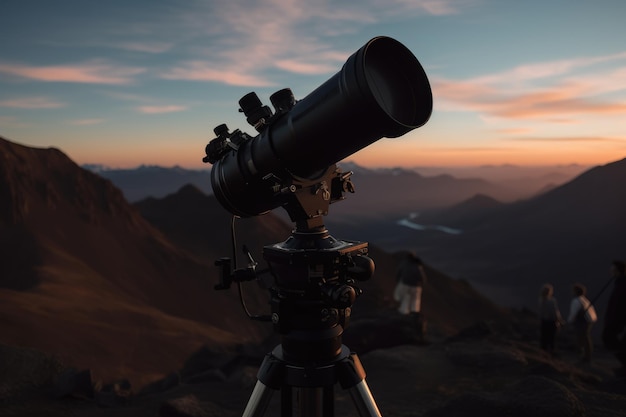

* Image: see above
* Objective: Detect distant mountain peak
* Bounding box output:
[176,184,205,197]
[338,161,422,177]
[462,193,502,206]
[81,164,212,202]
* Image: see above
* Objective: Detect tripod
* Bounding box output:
[241,228,382,417]
[243,345,381,417]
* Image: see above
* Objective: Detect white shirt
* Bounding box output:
[567,296,597,323]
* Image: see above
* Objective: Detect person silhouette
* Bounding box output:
[602,260,626,377]
[567,283,597,363]
[394,251,428,342]
[538,283,565,356]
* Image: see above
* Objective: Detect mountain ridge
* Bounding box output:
[0,137,269,387]
[393,157,626,313]
[81,160,585,211]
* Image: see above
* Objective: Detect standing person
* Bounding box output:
[567,283,597,363]
[538,283,565,356]
[394,251,428,341]
[602,260,626,377]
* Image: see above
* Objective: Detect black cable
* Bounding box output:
[230,215,266,321]
[230,215,239,267]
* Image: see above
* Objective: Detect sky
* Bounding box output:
[1,0,626,169]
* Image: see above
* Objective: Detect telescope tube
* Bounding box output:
[211,36,432,217]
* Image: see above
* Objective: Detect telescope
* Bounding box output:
[205,36,432,226]
[203,36,432,417]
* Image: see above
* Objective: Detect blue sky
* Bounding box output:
[1,0,625,169]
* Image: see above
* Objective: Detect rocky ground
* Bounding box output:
[2,310,625,417]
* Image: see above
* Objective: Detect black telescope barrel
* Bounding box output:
[210,36,432,217]
[268,35,432,177]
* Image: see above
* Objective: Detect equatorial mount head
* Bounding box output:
[263,226,374,362]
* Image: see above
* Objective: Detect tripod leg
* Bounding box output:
[347,380,382,417]
[336,351,383,417]
[243,349,288,417]
[242,380,275,417]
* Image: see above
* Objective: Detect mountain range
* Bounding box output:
[83,160,585,209]
[330,157,626,323]
[83,164,212,202]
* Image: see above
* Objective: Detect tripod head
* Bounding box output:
[263,222,374,362]
[211,161,375,361]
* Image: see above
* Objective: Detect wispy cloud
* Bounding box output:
[158,0,462,85]
[42,39,175,54]
[108,41,174,54]
[136,105,187,114]
[0,60,145,84]
[473,52,626,86]
[381,0,467,16]
[68,119,105,126]
[433,51,626,121]
[0,97,66,109]
[159,62,275,87]
[0,1,468,89]
[275,52,344,75]
[2,0,457,89]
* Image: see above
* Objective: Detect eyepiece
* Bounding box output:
[239,92,273,131]
[270,88,296,114]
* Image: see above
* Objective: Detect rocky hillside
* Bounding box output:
[0,137,268,387]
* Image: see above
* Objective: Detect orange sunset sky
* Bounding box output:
[1,0,625,169]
